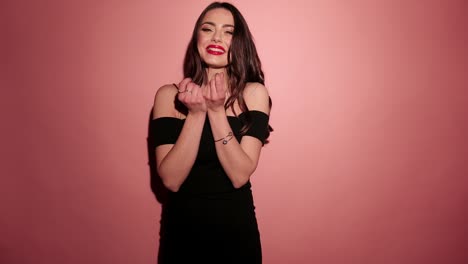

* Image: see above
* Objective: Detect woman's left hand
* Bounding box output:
[203,72,227,112]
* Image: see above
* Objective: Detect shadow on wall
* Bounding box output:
[147,108,169,205]
[146,107,170,264]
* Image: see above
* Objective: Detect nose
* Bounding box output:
[212,30,222,42]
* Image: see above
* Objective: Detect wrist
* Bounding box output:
[207,108,226,116]
[187,111,207,120]
[214,131,233,145]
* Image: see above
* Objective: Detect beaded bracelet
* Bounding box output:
[214,132,233,145]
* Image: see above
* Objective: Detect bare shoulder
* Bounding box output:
[155,84,178,99]
[152,84,179,119]
[244,82,270,114]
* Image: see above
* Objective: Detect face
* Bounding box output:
[197,8,234,69]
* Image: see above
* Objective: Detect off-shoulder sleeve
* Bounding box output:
[238,110,270,145]
[149,117,184,147]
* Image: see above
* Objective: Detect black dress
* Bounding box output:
[151,111,269,264]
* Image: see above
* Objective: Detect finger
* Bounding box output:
[197,84,205,101]
[178,78,192,93]
[193,86,203,103]
[202,83,210,99]
[178,89,186,102]
[215,72,225,94]
[190,84,198,96]
[186,83,196,98]
[179,82,194,103]
[210,75,218,99]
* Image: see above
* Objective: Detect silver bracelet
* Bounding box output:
[214,132,233,145]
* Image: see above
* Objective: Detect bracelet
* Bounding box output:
[214,132,233,145]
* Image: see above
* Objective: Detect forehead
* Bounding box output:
[202,8,234,26]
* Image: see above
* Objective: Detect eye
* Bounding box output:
[225,31,233,35]
[201,28,212,32]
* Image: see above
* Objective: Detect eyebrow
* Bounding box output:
[201,21,234,28]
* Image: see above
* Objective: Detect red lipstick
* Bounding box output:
[206,45,225,55]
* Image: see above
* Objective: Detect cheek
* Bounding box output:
[225,39,232,52]
[225,36,233,47]
[197,39,205,54]
[197,33,207,46]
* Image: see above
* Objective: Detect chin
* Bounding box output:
[204,60,228,69]
[207,64,228,69]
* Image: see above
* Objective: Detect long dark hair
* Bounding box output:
[181,2,273,143]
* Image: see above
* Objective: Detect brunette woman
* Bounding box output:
[151,2,272,263]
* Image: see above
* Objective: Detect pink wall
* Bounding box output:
[2,0,467,263]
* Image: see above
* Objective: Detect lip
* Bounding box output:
[206,45,225,55]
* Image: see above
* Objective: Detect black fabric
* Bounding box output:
[159,187,262,264]
[151,117,184,147]
[150,110,269,147]
[237,110,270,145]
[151,111,267,263]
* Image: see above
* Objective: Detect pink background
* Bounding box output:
[2,0,468,263]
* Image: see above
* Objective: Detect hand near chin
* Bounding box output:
[203,72,227,113]
[177,78,207,114]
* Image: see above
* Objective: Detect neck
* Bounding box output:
[206,67,226,80]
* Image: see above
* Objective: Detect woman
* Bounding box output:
[151,2,272,263]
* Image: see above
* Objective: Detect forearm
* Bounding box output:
[158,112,206,191]
[208,110,256,188]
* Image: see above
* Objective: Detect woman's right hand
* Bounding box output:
[177,78,207,114]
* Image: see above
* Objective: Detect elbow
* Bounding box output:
[158,170,181,192]
[162,178,181,192]
[233,181,248,189]
[231,173,251,189]
[231,165,257,189]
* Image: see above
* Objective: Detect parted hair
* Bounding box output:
[181,2,273,143]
